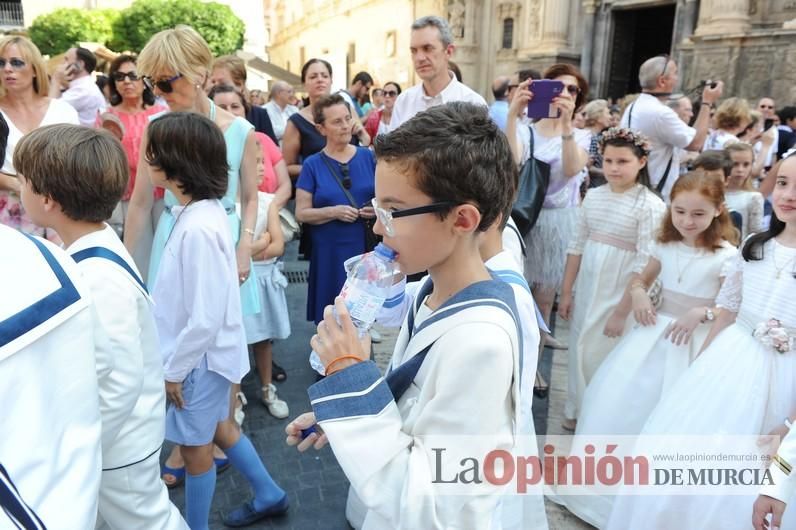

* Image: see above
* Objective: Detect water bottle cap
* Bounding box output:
[374,243,397,260]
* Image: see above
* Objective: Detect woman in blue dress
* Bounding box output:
[296,94,376,323]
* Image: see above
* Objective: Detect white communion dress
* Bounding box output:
[561,240,736,528]
[606,238,796,530]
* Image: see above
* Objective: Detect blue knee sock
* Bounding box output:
[226,434,284,510]
[185,467,216,530]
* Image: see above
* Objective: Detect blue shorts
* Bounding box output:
[165,356,230,446]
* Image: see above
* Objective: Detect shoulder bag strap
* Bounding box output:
[320,153,358,209]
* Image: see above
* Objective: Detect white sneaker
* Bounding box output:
[369,328,382,343]
[262,384,289,419]
[234,392,247,426]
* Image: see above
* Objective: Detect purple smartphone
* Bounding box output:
[527,80,564,120]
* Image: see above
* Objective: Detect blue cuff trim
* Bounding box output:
[309,361,394,422]
[382,291,405,308]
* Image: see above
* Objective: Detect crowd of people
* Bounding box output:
[1,11,795,530]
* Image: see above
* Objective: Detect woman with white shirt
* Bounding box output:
[703,97,752,151]
[506,64,590,349]
[0,36,79,241]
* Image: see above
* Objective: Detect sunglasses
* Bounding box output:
[0,58,26,70]
[760,105,774,110]
[112,71,140,82]
[658,53,670,78]
[340,163,351,189]
[564,84,581,96]
[143,74,182,94]
[383,90,398,97]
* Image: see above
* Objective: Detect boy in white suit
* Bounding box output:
[0,224,101,529]
[14,124,186,529]
[287,102,530,528]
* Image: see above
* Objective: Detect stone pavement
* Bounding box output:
[165,242,592,529]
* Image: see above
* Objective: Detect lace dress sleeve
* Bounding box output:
[715,251,743,312]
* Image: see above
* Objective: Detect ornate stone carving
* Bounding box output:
[498,1,521,20]
[448,0,466,39]
[527,0,541,39]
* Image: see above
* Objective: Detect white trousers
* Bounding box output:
[96,450,187,530]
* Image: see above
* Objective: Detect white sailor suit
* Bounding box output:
[310,276,524,529]
[67,225,186,530]
[0,225,102,529]
[761,426,796,529]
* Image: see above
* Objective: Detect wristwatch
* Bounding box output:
[703,307,715,323]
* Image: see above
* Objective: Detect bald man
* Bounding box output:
[489,75,511,131]
[264,81,299,145]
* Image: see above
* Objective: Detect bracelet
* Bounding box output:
[561,132,575,140]
[630,279,647,291]
[325,355,363,375]
[243,228,255,237]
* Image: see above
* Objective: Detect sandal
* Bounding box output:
[234,392,248,427]
[272,361,287,382]
[161,463,185,489]
[533,371,549,399]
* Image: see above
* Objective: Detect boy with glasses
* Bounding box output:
[286,102,535,529]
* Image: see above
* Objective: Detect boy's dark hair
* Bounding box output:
[14,124,127,222]
[146,112,228,200]
[313,93,350,124]
[374,102,517,233]
[75,47,97,74]
[352,71,373,86]
[691,149,732,177]
[777,106,796,123]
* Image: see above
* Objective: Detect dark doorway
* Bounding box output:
[607,4,676,100]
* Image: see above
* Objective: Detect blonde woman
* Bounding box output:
[123,25,286,527]
[703,97,752,151]
[0,36,78,240]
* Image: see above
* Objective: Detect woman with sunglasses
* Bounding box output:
[295,93,376,325]
[364,82,401,140]
[98,54,167,249]
[506,63,591,402]
[0,36,79,242]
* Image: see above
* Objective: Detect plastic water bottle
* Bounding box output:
[310,243,399,375]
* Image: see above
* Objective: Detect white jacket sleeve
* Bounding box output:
[760,427,796,503]
[308,323,516,529]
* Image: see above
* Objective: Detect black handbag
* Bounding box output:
[511,126,551,237]
[321,154,380,252]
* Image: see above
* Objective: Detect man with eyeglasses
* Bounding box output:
[49,47,107,127]
[756,97,779,169]
[387,15,486,132]
[620,54,722,200]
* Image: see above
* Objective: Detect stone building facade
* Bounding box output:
[267,0,796,104]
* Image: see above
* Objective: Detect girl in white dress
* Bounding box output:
[558,128,666,431]
[561,170,738,528]
[725,142,765,239]
[606,155,796,530]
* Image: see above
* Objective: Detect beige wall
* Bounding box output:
[267,0,444,90]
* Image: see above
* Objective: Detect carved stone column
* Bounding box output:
[579,0,599,81]
[537,0,571,53]
[695,0,750,35]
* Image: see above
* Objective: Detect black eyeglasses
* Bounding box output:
[0,58,26,70]
[340,163,351,189]
[383,90,398,97]
[143,74,182,94]
[112,71,139,82]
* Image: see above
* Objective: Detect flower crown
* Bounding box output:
[599,127,652,156]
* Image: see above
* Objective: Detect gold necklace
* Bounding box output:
[675,244,700,283]
[772,241,796,280]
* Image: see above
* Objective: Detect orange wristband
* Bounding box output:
[325,355,363,375]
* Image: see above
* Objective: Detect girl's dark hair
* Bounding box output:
[208,84,250,115]
[659,170,740,249]
[601,135,653,191]
[301,58,332,83]
[145,112,228,200]
[742,211,785,262]
[108,54,156,107]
